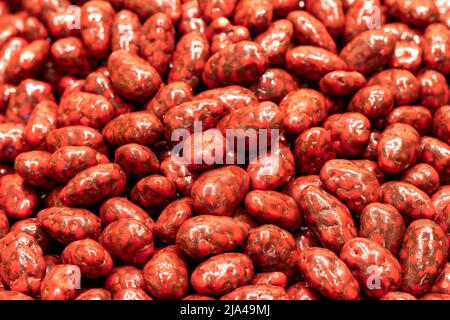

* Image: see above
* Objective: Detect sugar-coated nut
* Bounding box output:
[299,247,359,300]
[319,159,381,214]
[220,285,288,300]
[300,186,357,252]
[400,219,448,296]
[107,50,162,101]
[0,232,45,296]
[60,163,127,206]
[143,246,189,300]
[202,41,268,88]
[340,237,402,298]
[40,264,81,300]
[382,181,436,222]
[168,32,209,89]
[359,203,405,255]
[1,0,450,302]
[286,46,346,81]
[98,218,154,265]
[191,166,249,216]
[377,123,421,175]
[243,224,298,275]
[0,173,37,219]
[104,266,145,294]
[61,239,113,279]
[191,253,254,296]
[76,289,112,300]
[176,215,248,259]
[37,207,102,244]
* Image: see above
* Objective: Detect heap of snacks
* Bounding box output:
[0,0,449,300]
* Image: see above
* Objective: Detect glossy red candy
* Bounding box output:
[386,106,432,136]
[0,123,29,163]
[6,79,54,124]
[367,69,420,106]
[300,186,357,252]
[401,163,440,195]
[176,215,248,259]
[255,19,293,66]
[286,46,346,81]
[98,218,154,265]
[76,289,112,300]
[348,85,394,120]
[2,0,450,302]
[0,209,9,238]
[340,237,402,298]
[280,89,328,136]
[114,143,159,178]
[160,156,198,197]
[111,10,141,55]
[46,126,106,153]
[100,197,153,228]
[40,264,81,300]
[154,197,193,244]
[0,173,37,219]
[202,41,268,88]
[243,224,298,275]
[299,247,359,300]
[381,181,436,222]
[37,207,102,244]
[140,13,175,75]
[417,69,449,110]
[113,288,152,300]
[247,145,295,190]
[377,123,421,175]
[199,0,238,23]
[0,232,45,296]
[320,159,381,214]
[422,23,450,74]
[103,112,163,147]
[294,127,335,175]
[105,266,145,294]
[287,282,321,300]
[123,0,181,22]
[245,190,301,231]
[130,174,176,211]
[191,165,249,216]
[14,150,53,188]
[320,71,366,96]
[80,1,115,59]
[107,50,162,101]
[168,32,209,89]
[49,146,109,183]
[252,272,287,288]
[191,253,254,296]
[220,285,288,300]
[163,99,223,140]
[252,69,298,104]
[60,163,127,207]
[10,218,49,249]
[143,245,189,300]
[400,219,448,296]
[323,112,371,157]
[146,82,193,118]
[24,100,58,150]
[359,203,405,255]
[340,30,395,75]
[61,239,113,279]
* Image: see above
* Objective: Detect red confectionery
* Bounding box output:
[0,0,449,301]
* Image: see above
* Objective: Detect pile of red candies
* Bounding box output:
[0,0,449,301]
